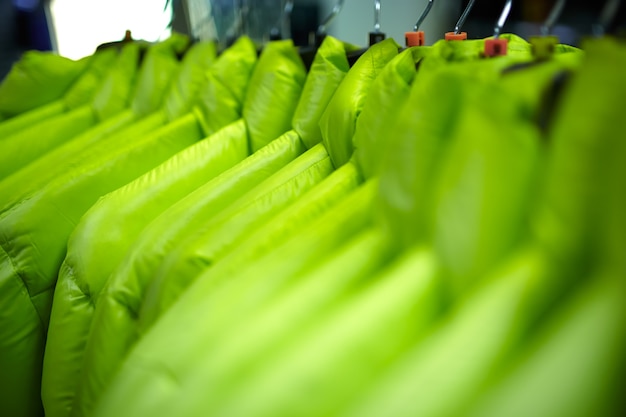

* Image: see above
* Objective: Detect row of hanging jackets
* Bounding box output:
[0,29,624,417]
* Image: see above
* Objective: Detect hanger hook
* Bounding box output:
[541,0,566,36]
[317,0,345,35]
[374,0,382,33]
[414,0,435,31]
[493,0,513,39]
[282,0,294,39]
[592,0,622,37]
[454,0,476,34]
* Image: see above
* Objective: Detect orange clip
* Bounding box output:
[445,32,467,41]
[484,38,508,57]
[405,31,425,47]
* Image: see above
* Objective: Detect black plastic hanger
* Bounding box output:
[298,0,345,70]
[345,0,387,66]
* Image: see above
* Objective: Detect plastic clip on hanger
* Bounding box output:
[530,0,566,60]
[445,0,475,40]
[370,0,385,45]
[406,0,435,47]
[484,0,513,57]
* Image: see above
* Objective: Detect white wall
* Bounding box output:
[50,0,173,59]
[320,0,461,47]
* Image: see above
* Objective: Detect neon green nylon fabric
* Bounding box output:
[0,44,140,180]
[319,38,400,167]
[0,117,200,417]
[465,271,626,417]
[243,40,307,152]
[369,39,579,255]
[92,179,379,417]
[130,33,190,116]
[99,38,599,417]
[0,51,89,118]
[58,39,306,417]
[139,38,400,324]
[157,39,584,415]
[353,47,421,179]
[426,74,541,296]
[376,52,539,250]
[0,105,97,179]
[85,36,347,355]
[77,37,394,414]
[91,41,403,417]
[0,35,196,417]
[195,245,437,417]
[0,48,119,172]
[144,143,334,314]
[0,101,65,142]
[0,33,196,186]
[377,51,586,300]
[162,41,218,122]
[223,49,590,417]
[60,48,122,111]
[343,247,550,417]
[0,35,201,214]
[531,37,626,274]
[168,40,577,417]
[342,39,624,417]
[41,38,249,417]
[292,37,357,149]
[139,161,361,329]
[464,40,626,417]
[192,37,258,136]
[0,32,609,417]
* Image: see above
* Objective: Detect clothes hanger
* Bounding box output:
[592,0,622,37]
[445,0,476,40]
[300,0,381,69]
[542,0,567,37]
[96,30,134,52]
[283,0,295,40]
[269,0,294,40]
[298,0,346,70]
[345,0,387,66]
[369,0,386,45]
[405,0,436,47]
[484,0,513,57]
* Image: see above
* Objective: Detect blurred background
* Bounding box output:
[2,0,625,80]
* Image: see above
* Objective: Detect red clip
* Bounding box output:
[484,38,508,57]
[405,31,426,47]
[445,32,467,41]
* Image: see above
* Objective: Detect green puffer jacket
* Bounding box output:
[0,49,90,120]
[0,34,194,180]
[344,39,624,417]
[41,36,257,417]
[68,36,356,417]
[91,36,603,417]
[88,39,415,417]
[0,34,214,417]
[0,34,195,212]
